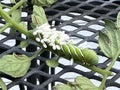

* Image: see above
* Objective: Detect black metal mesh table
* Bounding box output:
[0,0,120,90]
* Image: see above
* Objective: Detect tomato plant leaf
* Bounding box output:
[99,19,120,59]
[20,40,29,48]
[46,59,59,68]
[31,0,57,7]
[75,76,100,90]
[117,12,120,28]
[54,76,100,90]
[0,53,32,78]
[0,78,7,90]
[10,9,21,34]
[53,84,72,90]
[31,5,48,27]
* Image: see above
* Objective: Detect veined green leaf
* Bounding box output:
[54,76,100,90]
[20,40,29,48]
[31,5,48,27]
[75,76,100,90]
[53,84,72,90]
[0,53,32,78]
[10,0,16,3]
[31,0,57,7]
[99,19,120,59]
[12,9,21,22]
[46,59,59,68]
[117,12,120,28]
[0,78,7,90]
[10,9,21,34]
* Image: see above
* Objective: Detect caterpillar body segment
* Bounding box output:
[56,44,98,65]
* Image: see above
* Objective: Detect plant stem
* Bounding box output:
[87,65,111,76]
[99,51,119,89]
[106,55,118,71]
[0,6,28,36]
[99,75,108,90]
[7,0,25,15]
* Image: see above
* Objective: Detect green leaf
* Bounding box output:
[10,0,16,3]
[19,22,27,31]
[31,0,57,7]
[117,12,120,28]
[0,78,7,90]
[10,9,21,34]
[75,76,100,90]
[99,19,120,59]
[53,84,72,90]
[20,40,29,48]
[46,59,59,68]
[12,9,21,22]
[0,53,32,78]
[31,5,48,27]
[54,76,100,90]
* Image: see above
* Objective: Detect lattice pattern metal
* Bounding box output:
[0,0,120,90]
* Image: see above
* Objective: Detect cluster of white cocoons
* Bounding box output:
[33,23,70,50]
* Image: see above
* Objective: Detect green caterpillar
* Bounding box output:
[55,44,98,65]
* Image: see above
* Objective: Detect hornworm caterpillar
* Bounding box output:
[55,44,98,65]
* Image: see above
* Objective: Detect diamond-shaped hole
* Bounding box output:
[69,11,82,16]
[110,13,117,18]
[104,4,118,9]
[84,15,96,20]
[61,25,77,31]
[0,34,6,40]
[79,5,94,10]
[59,58,71,65]
[115,77,120,84]
[90,79,101,87]
[110,61,120,69]
[60,72,80,82]
[55,67,63,74]
[55,6,69,11]
[22,12,27,17]
[9,85,20,90]
[107,72,116,79]
[3,39,16,47]
[89,24,104,30]
[98,55,108,63]
[94,9,109,14]
[87,42,98,49]
[90,1,103,5]
[75,65,91,72]
[77,30,94,36]
[70,36,83,44]
[106,87,120,90]
[113,1,120,5]
[46,10,58,16]
[61,15,73,21]
[73,20,88,25]
[65,1,79,6]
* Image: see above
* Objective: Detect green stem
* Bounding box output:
[99,75,108,90]
[106,56,118,71]
[87,65,111,76]
[75,60,111,76]
[7,0,25,15]
[0,23,10,34]
[99,51,119,90]
[0,7,28,36]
